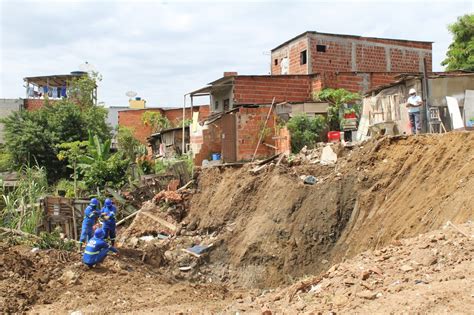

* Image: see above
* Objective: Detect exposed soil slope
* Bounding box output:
[188,132,474,287]
[225,222,474,314]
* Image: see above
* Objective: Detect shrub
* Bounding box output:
[287,114,327,153]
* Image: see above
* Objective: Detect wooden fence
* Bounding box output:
[40,197,90,240]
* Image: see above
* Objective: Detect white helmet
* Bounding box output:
[409,88,417,95]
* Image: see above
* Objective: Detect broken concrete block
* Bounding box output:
[320,145,338,165]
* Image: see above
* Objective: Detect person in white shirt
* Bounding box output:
[406,88,423,134]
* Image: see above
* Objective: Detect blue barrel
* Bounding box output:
[212,153,221,161]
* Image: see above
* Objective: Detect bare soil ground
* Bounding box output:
[1,132,473,314]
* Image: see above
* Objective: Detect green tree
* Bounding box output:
[441,14,474,71]
[141,111,171,133]
[1,75,111,182]
[67,72,101,108]
[313,88,360,131]
[77,133,129,190]
[117,126,143,160]
[57,140,88,197]
[287,114,327,153]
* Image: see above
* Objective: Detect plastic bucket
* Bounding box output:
[211,153,221,161]
[327,131,340,143]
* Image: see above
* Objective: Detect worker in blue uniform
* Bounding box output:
[79,198,100,246]
[82,228,117,267]
[101,198,117,246]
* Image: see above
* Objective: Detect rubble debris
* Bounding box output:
[141,211,177,232]
[303,175,317,185]
[182,244,214,258]
[320,145,338,165]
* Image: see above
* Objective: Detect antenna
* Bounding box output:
[126,91,138,99]
[79,61,96,74]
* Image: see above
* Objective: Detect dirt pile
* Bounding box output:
[224,222,474,313]
[186,132,474,288]
[1,241,234,314]
[0,244,80,313]
[121,188,192,238]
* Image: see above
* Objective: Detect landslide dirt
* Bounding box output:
[2,132,473,313]
[225,222,474,314]
[1,243,236,314]
[187,132,474,288]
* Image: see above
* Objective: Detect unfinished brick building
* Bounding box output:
[271,31,433,92]
[188,31,434,164]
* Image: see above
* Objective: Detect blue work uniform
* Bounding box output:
[82,236,117,266]
[101,205,117,244]
[79,205,100,243]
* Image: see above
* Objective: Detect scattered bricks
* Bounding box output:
[420,255,438,266]
[356,290,377,300]
[361,270,371,280]
[400,264,414,272]
[369,266,383,276]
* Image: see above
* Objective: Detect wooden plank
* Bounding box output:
[67,203,78,241]
[251,98,276,162]
[257,153,280,166]
[141,211,177,232]
[263,143,277,150]
[116,210,141,227]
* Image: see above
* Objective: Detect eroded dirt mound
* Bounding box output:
[0,245,80,313]
[187,132,474,288]
[225,222,474,314]
[1,241,234,314]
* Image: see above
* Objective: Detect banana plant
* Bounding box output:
[77,131,111,169]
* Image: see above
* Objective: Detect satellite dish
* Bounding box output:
[79,61,96,74]
[126,91,138,98]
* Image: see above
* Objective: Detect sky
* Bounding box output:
[1,0,473,107]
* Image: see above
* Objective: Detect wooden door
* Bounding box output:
[221,113,237,162]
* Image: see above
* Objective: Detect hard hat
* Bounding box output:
[104,198,113,207]
[90,198,99,206]
[409,88,417,95]
[94,228,105,239]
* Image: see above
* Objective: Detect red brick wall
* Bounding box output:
[192,121,222,166]
[236,107,276,161]
[309,33,432,74]
[233,75,315,105]
[275,126,291,155]
[24,99,59,111]
[163,106,210,126]
[118,108,163,144]
[119,106,210,144]
[271,33,432,75]
[320,72,401,94]
[271,35,308,75]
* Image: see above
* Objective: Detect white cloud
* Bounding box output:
[1,0,472,107]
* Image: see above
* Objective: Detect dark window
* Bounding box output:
[214,101,219,111]
[300,50,307,65]
[223,99,230,111]
[316,45,326,52]
[274,59,278,66]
